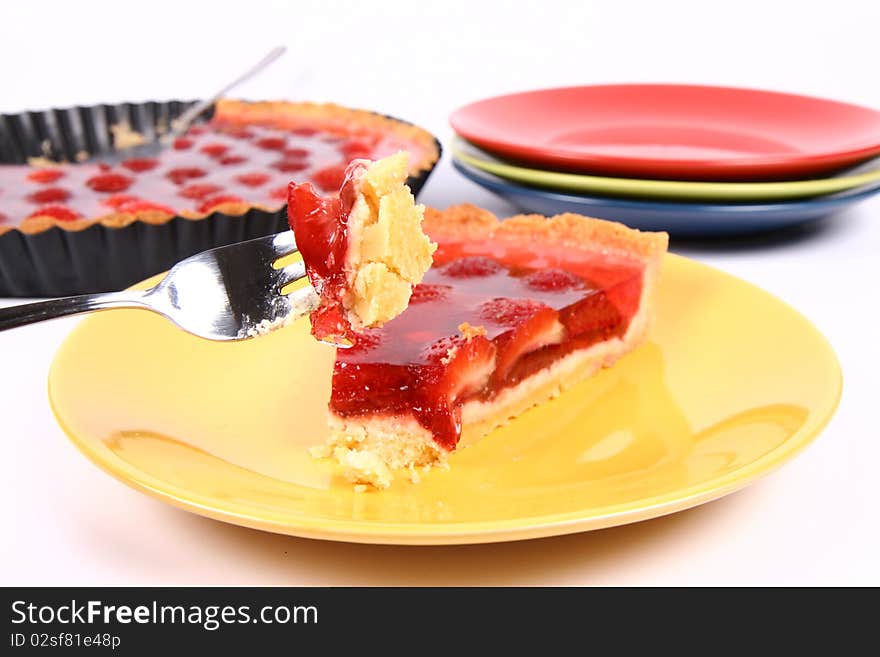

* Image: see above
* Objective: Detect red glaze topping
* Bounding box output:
[256,136,287,151]
[26,168,65,184]
[269,186,289,200]
[329,241,645,449]
[86,172,134,193]
[311,164,348,192]
[166,167,207,185]
[235,172,270,187]
[121,158,159,173]
[102,194,139,209]
[272,158,309,173]
[199,143,230,158]
[339,139,374,160]
[223,127,255,140]
[287,161,367,341]
[219,154,247,166]
[197,194,245,214]
[27,205,81,221]
[178,183,222,200]
[26,187,71,204]
[115,199,175,215]
[0,116,422,227]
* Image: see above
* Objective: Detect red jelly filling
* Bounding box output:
[0,115,419,227]
[329,241,644,450]
[287,161,367,341]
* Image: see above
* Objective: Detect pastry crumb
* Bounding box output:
[241,316,288,338]
[440,345,459,365]
[26,156,58,167]
[333,445,394,489]
[458,322,487,340]
[110,121,147,150]
[237,288,319,339]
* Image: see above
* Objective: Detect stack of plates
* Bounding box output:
[450,84,880,237]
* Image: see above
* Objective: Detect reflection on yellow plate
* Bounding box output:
[48,255,841,545]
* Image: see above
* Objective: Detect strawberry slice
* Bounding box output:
[102,194,139,209]
[272,158,308,173]
[121,158,159,173]
[221,126,255,140]
[479,298,565,384]
[86,172,134,193]
[268,186,289,201]
[27,205,81,221]
[26,168,65,184]
[523,268,584,292]
[26,187,70,204]
[339,139,373,160]
[255,136,286,150]
[409,283,452,304]
[417,332,497,448]
[197,194,245,214]
[235,172,270,187]
[557,289,623,340]
[311,163,348,192]
[200,143,230,158]
[178,183,222,200]
[442,256,502,278]
[423,332,497,399]
[116,199,176,215]
[166,167,207,185]
[219,154,247,166]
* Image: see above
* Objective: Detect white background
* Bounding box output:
[1,0,878,585]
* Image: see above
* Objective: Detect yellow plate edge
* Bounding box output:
[47,254,843,545]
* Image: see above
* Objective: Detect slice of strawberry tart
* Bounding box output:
[289,154,668,488]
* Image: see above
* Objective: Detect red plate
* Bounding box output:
[450,84,880,181]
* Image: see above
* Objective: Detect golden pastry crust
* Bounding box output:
[342,153,436,330]
[423,203,669,260]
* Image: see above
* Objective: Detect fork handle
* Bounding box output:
[0,290,149,332]
[168,46,287,138]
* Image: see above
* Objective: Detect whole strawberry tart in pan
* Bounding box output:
[0,99,439,296]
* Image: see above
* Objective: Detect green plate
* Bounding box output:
[452,137,880,202]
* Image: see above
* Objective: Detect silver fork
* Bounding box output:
[0,231,318,341]
[99,45,287,164]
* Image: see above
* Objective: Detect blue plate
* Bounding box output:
[453,159,880,237]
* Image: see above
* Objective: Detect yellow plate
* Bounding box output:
[48,255,841,545]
